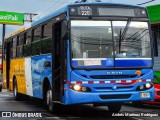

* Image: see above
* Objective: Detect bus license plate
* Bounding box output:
[140,93,150,98]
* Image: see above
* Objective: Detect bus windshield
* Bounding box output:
[71,20,152,68]
[71,20,113,59]
[113,21,151,58]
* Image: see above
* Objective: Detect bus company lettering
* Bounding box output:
[11,112,42,118]
[106,72,123,74]
[28,113,42,117]
[0,15,18,21]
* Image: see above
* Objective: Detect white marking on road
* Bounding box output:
[130,117,143,120]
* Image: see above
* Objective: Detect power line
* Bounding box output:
[24,0,70,28]
[33,0,66,21]
[137,0,155,5]
[45,0,69,16]
[24,0,64,28]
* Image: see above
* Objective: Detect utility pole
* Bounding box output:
[24,13,38,22]
[1,24,5,74]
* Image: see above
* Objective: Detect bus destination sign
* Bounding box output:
[70,5,147,17]
[78,6,92,16]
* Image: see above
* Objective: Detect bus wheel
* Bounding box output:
[13,79,21,101]
[46,89,56,112]
[108,104,121,113]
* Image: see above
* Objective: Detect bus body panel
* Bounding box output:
[3,55,53,98]
[25,58,33,96]
[10,58,26,94]
[31,54,52,99]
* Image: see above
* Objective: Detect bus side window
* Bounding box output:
[10,38,13,59]
[41,22,52,54]
[26,31,32,44]
[23,31,32,57]
[12,37,17,59]
[32,26,41,56]
[17,35,24,58]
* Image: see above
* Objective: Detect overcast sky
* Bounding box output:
[0,0,159,43]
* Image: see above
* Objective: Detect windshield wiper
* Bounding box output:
[126,28,148,41]
[118,18,132,53]
[118,29,122,53]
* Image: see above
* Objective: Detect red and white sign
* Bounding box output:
[84,60,101,66]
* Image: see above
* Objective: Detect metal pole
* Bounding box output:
[2,24,6,74]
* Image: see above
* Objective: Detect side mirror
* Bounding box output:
[44,61,51,68]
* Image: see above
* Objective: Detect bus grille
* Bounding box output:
[99,94,131,100]
[90,75,138,79]
[94,86,133,91]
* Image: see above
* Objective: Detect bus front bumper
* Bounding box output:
[63,87,154,105]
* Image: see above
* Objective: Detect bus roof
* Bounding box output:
[5,2,144,39]
[31,6,68,27]
[4,26,25,39]
[31,2,144,27]
[69,2,144,8]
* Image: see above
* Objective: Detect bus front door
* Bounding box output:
[52,21,65,102]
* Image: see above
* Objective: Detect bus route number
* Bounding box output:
[79,6,92,16]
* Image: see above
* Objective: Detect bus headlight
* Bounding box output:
[73,85,81,91]
[82,86,87,92]
[69,85,91,92]
[139,85,144,90]
[145,83,151,89]
[136,83,153,91]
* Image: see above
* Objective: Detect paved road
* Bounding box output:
[0,89,159,120]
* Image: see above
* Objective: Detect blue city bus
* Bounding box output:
[3,2,154,113]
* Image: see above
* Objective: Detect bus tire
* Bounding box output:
[108,104,121,113]
[46,88,58,112]
[13,78,21,101]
